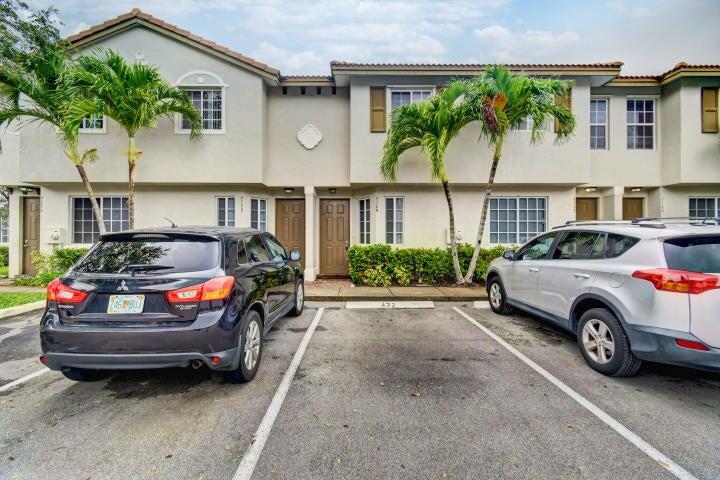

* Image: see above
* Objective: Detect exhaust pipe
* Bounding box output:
[191,360,204,370]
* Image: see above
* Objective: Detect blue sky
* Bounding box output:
[37,0,719,75]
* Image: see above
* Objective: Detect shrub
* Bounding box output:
[12,247,89,287]
[363,265,392,287]
[392,265,413,286]
[347,243,507,286]
[0,245,8,267]
[347,244,392,284]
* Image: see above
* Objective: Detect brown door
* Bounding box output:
[622,198,644,220]
[22,197,40,275]
[320,199,350,276]
[576,198,598,221]
[275,199,305,266]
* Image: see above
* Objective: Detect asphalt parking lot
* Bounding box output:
[1,303,719,479]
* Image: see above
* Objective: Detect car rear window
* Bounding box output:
[74,234,220,274]
[663,236,720,273]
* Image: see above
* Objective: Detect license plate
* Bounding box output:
[107,295,145,314]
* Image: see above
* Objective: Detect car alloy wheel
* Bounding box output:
[581,318,615,364]
[244,319,261,370]
[296,283,304,311]
[489,282,502,309]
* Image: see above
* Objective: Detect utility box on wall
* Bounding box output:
[445,227,464,244]
[46,227,66,245]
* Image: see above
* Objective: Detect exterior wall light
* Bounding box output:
[328,188,337,194]
[284,188,294,194]
[631,187,643,192]
[584,187,597,193]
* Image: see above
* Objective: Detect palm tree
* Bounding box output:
[0,44,106,233]
[65,49,203,228]
[462,66,575,283]
[382,81,474,284]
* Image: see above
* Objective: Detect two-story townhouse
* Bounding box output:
[0,9,718,280]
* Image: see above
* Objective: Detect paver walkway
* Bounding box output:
[306,279,487,301]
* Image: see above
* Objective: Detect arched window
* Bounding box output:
[174,71,227,134]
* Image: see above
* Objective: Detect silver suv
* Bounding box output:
[486,219,720,376]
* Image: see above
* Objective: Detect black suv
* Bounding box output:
[40,227,304,383]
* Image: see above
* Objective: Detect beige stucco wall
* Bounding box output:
[588,86,663,187]
[678,78,720,184]
[0,130,21,186]
[265,87,350,187]
[15,25,267,186]
[660,186,720,217]
[349,76,592,186]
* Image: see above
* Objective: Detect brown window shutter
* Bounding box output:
[701,87,719,133]
[370,87,386,132]
[555,88,572,133]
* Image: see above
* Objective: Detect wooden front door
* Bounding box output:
[275,199,305,266]
[320,199,350,276]
[576,198,598,221]
[622,198,644,220]
[22,197,40,275]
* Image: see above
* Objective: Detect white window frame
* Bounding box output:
[250,197,268,232]
[0,200,8,244]
[358,198,371,244]
[216,196,236,227]
[79,113,107,133]
[70,196,129,245]
[689,197,720,219]
[174,71,227,135]
[513,115,533,131]
[590,97,609,150]
[387,86,435,118]
[385,196,404,245]
[626,96,658,150]
[489,196,548,245]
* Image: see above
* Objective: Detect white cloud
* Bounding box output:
[70,22,90,35]
[473,25,579,62]
[607,1,653,18]
[251,42,324,74]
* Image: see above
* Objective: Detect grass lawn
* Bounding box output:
[0,292,46,309]
[0,266,8,277]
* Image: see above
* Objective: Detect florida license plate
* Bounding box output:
[107,295,145,314]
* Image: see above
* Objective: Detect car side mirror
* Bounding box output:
[289,249,301,262]
[502,249,516,261]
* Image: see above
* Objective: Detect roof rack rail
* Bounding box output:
[631,216,720,225]
[554,217,720,230]
[553,220,630,229]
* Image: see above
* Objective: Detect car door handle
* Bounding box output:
[573,273,591,279]
[528,268,539,273]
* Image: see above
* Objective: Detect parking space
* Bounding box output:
[1,303,718,479]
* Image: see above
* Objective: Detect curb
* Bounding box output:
[306,295,488,302]
[0,300,46,319]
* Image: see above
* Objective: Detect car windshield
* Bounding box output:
[74,234,220,274]
[663,236,720,273]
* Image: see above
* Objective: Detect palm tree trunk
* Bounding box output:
[464,139,504,283]
[127,136,137,229]
[75,164,106,235]
[442,180,465,285]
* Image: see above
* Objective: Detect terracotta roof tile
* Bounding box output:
[330,61,624,69]
[66,8,280,78]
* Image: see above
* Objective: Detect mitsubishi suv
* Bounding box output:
[40,227,304,383]
[485,219,720,376]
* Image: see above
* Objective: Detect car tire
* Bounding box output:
[287,281,304,317]
[487,277,514,315]
[577,308,642,377]
[226,310,263,383]
[61,367,108,382]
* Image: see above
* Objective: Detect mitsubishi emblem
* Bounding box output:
[117,280,129,291]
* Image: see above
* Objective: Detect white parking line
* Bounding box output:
[452,307,698,480]
[233,307,325,480]
[346,301,434,309]
[0,368,49,393]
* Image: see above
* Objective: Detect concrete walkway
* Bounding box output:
[306,279,487,301]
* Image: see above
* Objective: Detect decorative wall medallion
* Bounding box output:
[297,124,323,150]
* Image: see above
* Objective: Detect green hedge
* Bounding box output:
[0,245,8,267]
[12,247,88,287]
[347,243,507,286]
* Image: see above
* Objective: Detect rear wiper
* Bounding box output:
[121,264,175,274]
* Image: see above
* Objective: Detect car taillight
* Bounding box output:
[632,268,720,295]
[46,278,89,303]
[165,276,234,304]
[165,284,203,303]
